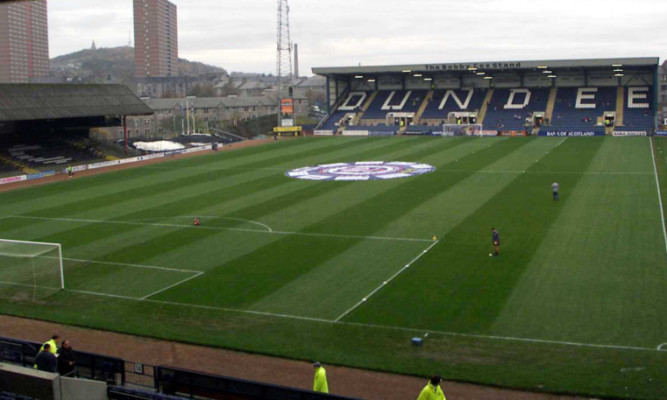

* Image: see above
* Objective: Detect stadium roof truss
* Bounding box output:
[0,84,154,122]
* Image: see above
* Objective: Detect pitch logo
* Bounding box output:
[286,161,436,181]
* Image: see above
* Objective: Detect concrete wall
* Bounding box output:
[60,376,107,400]
[0,362,60,399]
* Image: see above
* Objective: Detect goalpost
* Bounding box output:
[0,239,64,299]
[439,124,484,136]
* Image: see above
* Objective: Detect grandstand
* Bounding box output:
[0,84,153,175]
[313,57,659,136]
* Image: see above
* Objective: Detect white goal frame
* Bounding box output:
[0,238,65,290]
[439,124,484,136]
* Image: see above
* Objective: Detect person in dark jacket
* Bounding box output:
[57,340,77,376]
[34,344,57,373]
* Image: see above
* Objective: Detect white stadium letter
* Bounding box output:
[575,88,598,109]
[628,87,649,109]
[339,92,367,111]
[381,91,412,111]
[503,89,531,109]
[439,89,473,110]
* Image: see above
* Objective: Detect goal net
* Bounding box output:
[0,239,64,300]
[440,124,484,136]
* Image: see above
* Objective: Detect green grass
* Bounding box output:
[0,136,666,399]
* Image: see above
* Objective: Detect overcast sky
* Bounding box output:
[49,0,666,75]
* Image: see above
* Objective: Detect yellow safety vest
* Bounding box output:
[313,367,329,393]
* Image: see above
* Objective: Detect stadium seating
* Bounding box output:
[483,88,550,131]
[0,392,34,400]
[6,143,100,168]
[550,87,616,131]
[318,85,654,134]
[361,90,427,120]
[320,109,354,132]
[623,86,653,131]
[421,89,487,120]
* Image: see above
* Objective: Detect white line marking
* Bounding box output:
[143,166,287,171]
[657,343,667,351]
[66,289,334,324]
[340,320,661,353]
[649,138,667,261]
[68,289,142,302]
[554,137,567,147]
[9,216,432,243]
[334,240,440,322]
[439,169,651,176]
[183,215,273,232]
[140,271,204,300]
[62,287,663,353]
[60,257,201,274]
[0,280,58,291]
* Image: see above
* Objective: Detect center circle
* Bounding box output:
[286,162,436,181]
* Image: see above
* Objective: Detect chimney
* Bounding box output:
[294,43,299,78]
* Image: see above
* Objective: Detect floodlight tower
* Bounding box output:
[276,0,294,128]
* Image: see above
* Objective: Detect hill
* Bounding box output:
[50,46,227,82]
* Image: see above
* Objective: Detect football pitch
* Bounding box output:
[1,136,666,399]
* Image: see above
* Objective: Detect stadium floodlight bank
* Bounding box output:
[0,239,64,300]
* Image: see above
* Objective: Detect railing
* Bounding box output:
[0,335,125,385]
[0,336,363,400]
[156,366,362,400]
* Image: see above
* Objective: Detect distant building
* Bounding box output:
[133,0,178,78]
[126,95,310,136]
[0,0,49,83]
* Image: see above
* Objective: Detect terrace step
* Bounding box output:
[414,90,434,124]
[477,89,494,127]
[615,86,625,126]
[545,87,558,125]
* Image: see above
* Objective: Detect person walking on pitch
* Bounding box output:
[490,228,500,257]
[552,182,560,200]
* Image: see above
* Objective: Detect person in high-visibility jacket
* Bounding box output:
[417,375,446,400]
[40,335,59,355]
[35,334,59,369]
[312,362,329,393]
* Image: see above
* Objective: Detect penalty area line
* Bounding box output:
[334,239,440,322]
[140,271,204,300]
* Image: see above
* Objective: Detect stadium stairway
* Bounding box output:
[413,90,434,124]
[615,86,625,126]
[352,91,378,125]
[0,154,38,174]
[545,87,558,125]
[477,89,494,127]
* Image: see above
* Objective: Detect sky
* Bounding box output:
[48,0,667,75]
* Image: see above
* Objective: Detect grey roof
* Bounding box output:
[0,84,153,122]
[220,96,276,108]
[237,80,272,90]
[313,57,660,76]
[296,76,326,88]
